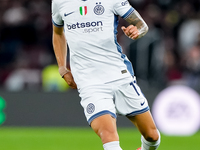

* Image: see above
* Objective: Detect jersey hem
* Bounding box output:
[77,74,133,90]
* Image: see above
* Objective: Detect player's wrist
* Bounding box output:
[58,66,70,78]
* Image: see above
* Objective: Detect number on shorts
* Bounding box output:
[130,81,140,96]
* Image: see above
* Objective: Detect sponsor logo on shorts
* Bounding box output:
[86,103,95,114]
[94,2,104,15]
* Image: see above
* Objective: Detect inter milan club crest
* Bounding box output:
[86,103,95,114]
[94,2,104,15]
[79,6,87,16]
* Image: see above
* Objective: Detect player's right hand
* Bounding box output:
[63,71,77,89]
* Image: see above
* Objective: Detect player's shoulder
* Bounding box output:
[109,0,129,4]
[52,0,65,2]
[52,0,68,5]
[107,0,132,9]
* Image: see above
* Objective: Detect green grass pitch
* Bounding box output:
[0,127,200,150]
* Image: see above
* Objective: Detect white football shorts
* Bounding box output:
[79,76,149,125]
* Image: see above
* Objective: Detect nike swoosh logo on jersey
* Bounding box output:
[64,11,74,17]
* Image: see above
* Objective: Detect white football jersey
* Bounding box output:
[52,0,135,89]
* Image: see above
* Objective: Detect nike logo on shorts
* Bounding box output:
[141,101,145,106]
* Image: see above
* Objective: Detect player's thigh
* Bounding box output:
[114,76,149,116]
[127,111,158,141]
[80,84,116,125]
[91,114,119,144]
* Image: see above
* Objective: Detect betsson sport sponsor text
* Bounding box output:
[66,21,103,33]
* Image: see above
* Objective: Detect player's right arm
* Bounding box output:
[52,0,77,89]
[52,25,77,89]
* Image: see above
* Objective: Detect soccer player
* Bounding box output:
[51,0,161,150]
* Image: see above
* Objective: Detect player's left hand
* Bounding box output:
[121,25,139,40]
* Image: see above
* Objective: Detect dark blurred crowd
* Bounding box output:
[0,0,200,91]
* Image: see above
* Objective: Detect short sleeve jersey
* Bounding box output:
[52,0,135,89]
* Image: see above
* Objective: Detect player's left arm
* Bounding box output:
[121,10,148,40]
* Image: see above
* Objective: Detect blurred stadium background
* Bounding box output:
[0,0,200,149]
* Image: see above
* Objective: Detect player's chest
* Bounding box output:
[59,0,112,22]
